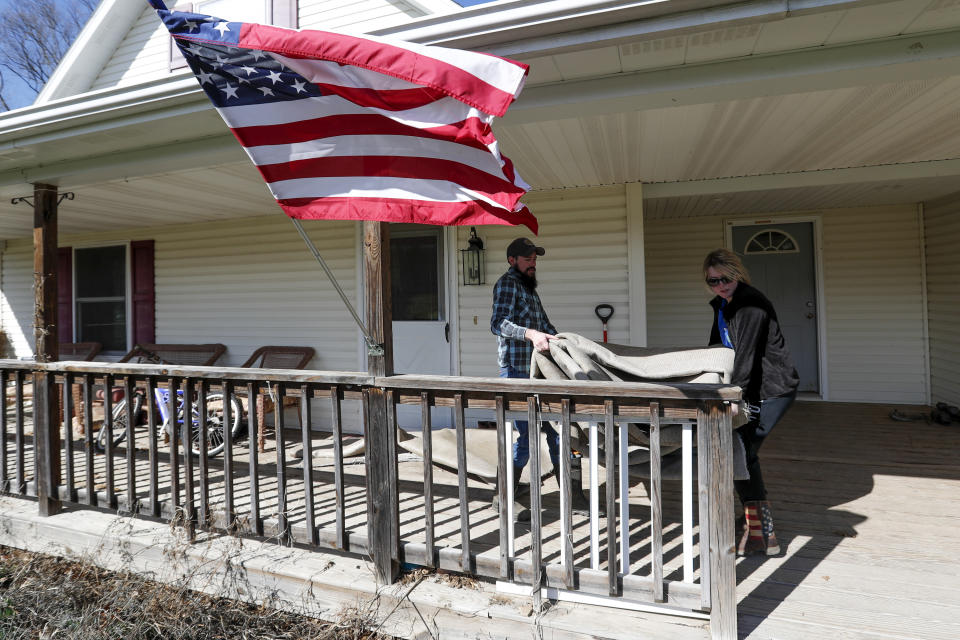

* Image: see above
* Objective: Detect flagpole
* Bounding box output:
[290,218,383,355]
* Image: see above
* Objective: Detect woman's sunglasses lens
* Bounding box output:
[706,277,730,286]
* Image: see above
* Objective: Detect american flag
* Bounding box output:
[148,1,537,232]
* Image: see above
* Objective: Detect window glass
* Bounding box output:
[75,246,127,352]
[391,232,443,321]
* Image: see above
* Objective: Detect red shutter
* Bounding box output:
[130,240,156,345]
[57,247,73,343]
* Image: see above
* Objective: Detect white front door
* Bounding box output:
[390,225,453,428]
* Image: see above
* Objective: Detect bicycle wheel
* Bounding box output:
[189,392,243,457]
[93,393,144,453]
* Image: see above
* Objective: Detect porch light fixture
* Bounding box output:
[460,227,485,286]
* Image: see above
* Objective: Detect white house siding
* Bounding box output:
[643,216,724,349]
[644,204,927,404]
[456,185,630,378]
[0,246,34,358]
[1,215,360,368]
[299,0,423,31]
[821,205,926,404]
[922,199,960,405]
[89,0,425,92]
[90,5,177,91]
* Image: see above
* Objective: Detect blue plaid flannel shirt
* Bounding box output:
[490,268,557,376]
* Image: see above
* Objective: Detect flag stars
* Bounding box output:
[214,21,231,36]
[266,70,284,85]
[197,70,215,85]
[250,50,267,61]
[221,83,239,99]
[240,65,257,76]
[185,44,203,57]
[184,20,198,32]
[291,80,307,94]
[257,86,275,97]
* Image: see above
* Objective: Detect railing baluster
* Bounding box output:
[15,370,25,495]
[83,374,95,506]
[421,391,435,568]
[182,378,196,537]
[301,384,318,546]
[330,385,344,549]
[197,379,209,527]
[560,398,574,588]
[147,377,159,517]
[528,396,542,591]
[605,399,617,596]
[454,393,470,573]
[649,402,664,603]
[124,375,136,512]
[0,371,7,492]
[275,383,288,541]
[63,373,75,502]
[495,395,508,579]
[247,382,262,536]
[103,374,115,508]
[222,380,235,530]
[168,377,180,517]
[589,420,599,569]
[682,422,694,582]
[619,416,630,575]
[697,403,713,611]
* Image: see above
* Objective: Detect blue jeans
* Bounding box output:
[500,365,560,468]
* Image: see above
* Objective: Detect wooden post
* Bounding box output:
[706,402,737,640]
[33,183,62,516]
[362,221,399,585]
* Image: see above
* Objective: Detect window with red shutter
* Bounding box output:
[62,242,155,354]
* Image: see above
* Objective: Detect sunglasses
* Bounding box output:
[705,276,733,287]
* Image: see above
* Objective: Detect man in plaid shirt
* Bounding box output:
[490,237,561,518]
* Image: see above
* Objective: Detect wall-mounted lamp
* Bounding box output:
[460,227,485,286]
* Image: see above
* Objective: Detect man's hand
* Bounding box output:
[525,329,558,352]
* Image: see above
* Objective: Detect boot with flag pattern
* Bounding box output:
[738,500,780,556]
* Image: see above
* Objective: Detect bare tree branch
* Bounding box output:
[0,0,98,110]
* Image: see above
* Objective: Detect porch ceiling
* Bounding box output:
[2,0,960,239]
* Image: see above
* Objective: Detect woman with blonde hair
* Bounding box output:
[703,248,799,556]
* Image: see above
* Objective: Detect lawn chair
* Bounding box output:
[119,343,226,366]
[240,346,315,452]
[60,342,103,361]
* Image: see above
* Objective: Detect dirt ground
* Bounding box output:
[0,545,398,639]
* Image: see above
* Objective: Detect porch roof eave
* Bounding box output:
[0,75,226,192]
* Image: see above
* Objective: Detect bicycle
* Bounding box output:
[93,347,243,457]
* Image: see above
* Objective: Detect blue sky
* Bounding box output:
[0,0,96,110]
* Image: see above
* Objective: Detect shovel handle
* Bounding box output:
[594,304,614,322]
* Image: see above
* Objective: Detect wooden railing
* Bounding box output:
[0,360,738,639]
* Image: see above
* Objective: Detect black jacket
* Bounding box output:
[708,283,799,403]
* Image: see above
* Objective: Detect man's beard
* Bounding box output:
[517,268,537,289]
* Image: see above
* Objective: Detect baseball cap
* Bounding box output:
[506,237,545,258]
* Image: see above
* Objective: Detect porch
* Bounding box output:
[1,360,957,639]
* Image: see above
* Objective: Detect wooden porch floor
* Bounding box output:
[734,401,960,639]
[5,399,960,639]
